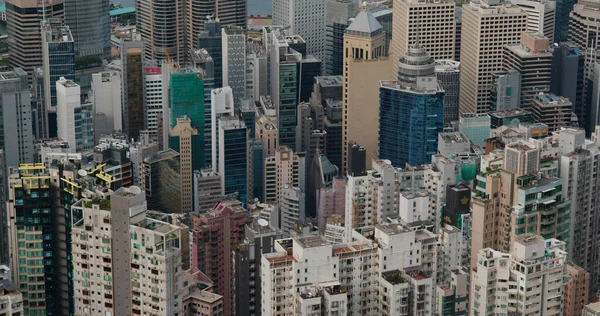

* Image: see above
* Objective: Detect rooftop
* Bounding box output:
[440,132,469,144]
[382,270,407,285]
[376,223,412,236]
[534,93,571,105]
[315,75,343,87]
[296,236,331,248]
[346,6,383,37]
[489,109,532,118]
[144,149,180,164]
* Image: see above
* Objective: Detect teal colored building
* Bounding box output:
[169,70,205,129]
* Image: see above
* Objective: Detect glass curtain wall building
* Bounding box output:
[64,0,111,58]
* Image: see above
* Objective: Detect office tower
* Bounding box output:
[256,115,278,157]
[130,133,159,185]
[136,0,185,61]
[297,102,324,164]
[70,188,188,315]
[0,68,34,168]
[392,0,455,78]
[8,164,57,315]
[459,0,527,114]
[470,235,567,316]
[342,7,391,173]
[222,26,246,106]
[191,49,216,166]
[6,0,64,78]
[297,56,322,104]
[488,109,533,128]
[435,60,460,127]
[551,42,585,126]
[531,93,573,131]
[264,146,300,203]
[272,0,326,63]
[186,0,246,49]
[91,71,122,138]
[564,264,590,316]
[56,77,94,152]
[211,87,235,171]
[234,221,282,316]
[379,46,445,167]
[64,0,110,58]
[559,131,600,296]
[142,64,164,140]
[142,149,181,213]
[310,76,343,168]
[490,70,522,111]
[193,169,222,212]
[41,19,75,139]
[198,18,223,89]
[458,113,490,147]
[192,199,250,316]
[170,116,202,213]
[218,116,249,204]
[556,0,578,42]
[238,102,256,139]
[455,7,462,61]
[250,139,264,202]
[324,0,356,76]
[0,151,5,265]
[512,0,556,42]
[121,41,145,141]
[280,185,305,235]
[503,32,552,110]
[249,52,268,101]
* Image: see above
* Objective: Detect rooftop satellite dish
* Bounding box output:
[257,218,269,227]
[129,186,142,195]
[78,169,88,177]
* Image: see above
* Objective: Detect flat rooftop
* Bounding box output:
[296,236,330,248]
[440,132,469,144]
[316,76,343,87]
[489,109,531,118]
[376,223,412,236]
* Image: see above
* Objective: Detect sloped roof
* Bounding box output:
[346,9,382,35]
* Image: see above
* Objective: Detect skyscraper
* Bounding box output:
[490,70,522,111]
[222,26,247,107]
[64,0,110,58]
[503,32,553,111]
[459,0,527,114]
[56,77,94,152]
[264,146,300,203]
[41,19,75,139]
[272,0,326,63]
[392,0,456,79]
[341,6,391,173]
[551,42,585,127]
[555,0,578,42]
[170,116,203,213]
[511,0,556,42]
[435,60,460,127]
[0,68,34,168]
[142,149,182,213]
[379,46,445,167]
[324,0,356,76]
[91,71,122,137]
[6,0,64,79]
[218,116,249,204]
[121,41,145,142]
[186,0,246,49]
[198,18,223,89]
[136,0,185,61]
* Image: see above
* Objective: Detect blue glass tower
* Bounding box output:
[218,116,249,205]
[379,45,444,167]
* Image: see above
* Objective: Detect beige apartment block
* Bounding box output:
[392,0,456,79]
[459,0,527,114]
[564,264,590,316]
[342,7,390,174]
[264,146,300,204]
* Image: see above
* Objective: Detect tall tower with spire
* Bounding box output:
[341,4,392,173]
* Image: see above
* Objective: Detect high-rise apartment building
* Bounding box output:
[70,189,188,315]
[530,93,573,131]
[264,146,300,203]
[211,86,235,171]
[273,0,326,64]
[324,0,356,76]
[41,19,75,139]
[8,164,57,315]
[170,116,202,213]
[193,168,222,212]
[6,0,64,78]
[551,42,585,127]
[142,64,164,140]
[186,0,246,49]
[56,77,94,152]
[142,149,181,213]
[256,115,278,157]
[379,46,445,167]
[192,199,250,316]
[435,60,460,127]
[459,0,527,114]
[280,185,306,236]
[121,41,145,142]
[511,0,556,42]
[136,0,185,62]
[218,115,249,204]
[64,0,110,58]
[0,68,34,168]
[91,71,122,137]
[503,32,552,110]
[392,0,455,79]
[222,26,246,107]
[470,235,567,316]
[342,7,391,173]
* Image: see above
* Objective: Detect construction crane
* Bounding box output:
[164,47,178,70]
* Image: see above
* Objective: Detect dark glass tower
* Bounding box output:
[379,46,445,167]
[198,19,223,89]
[64,0,111,58]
